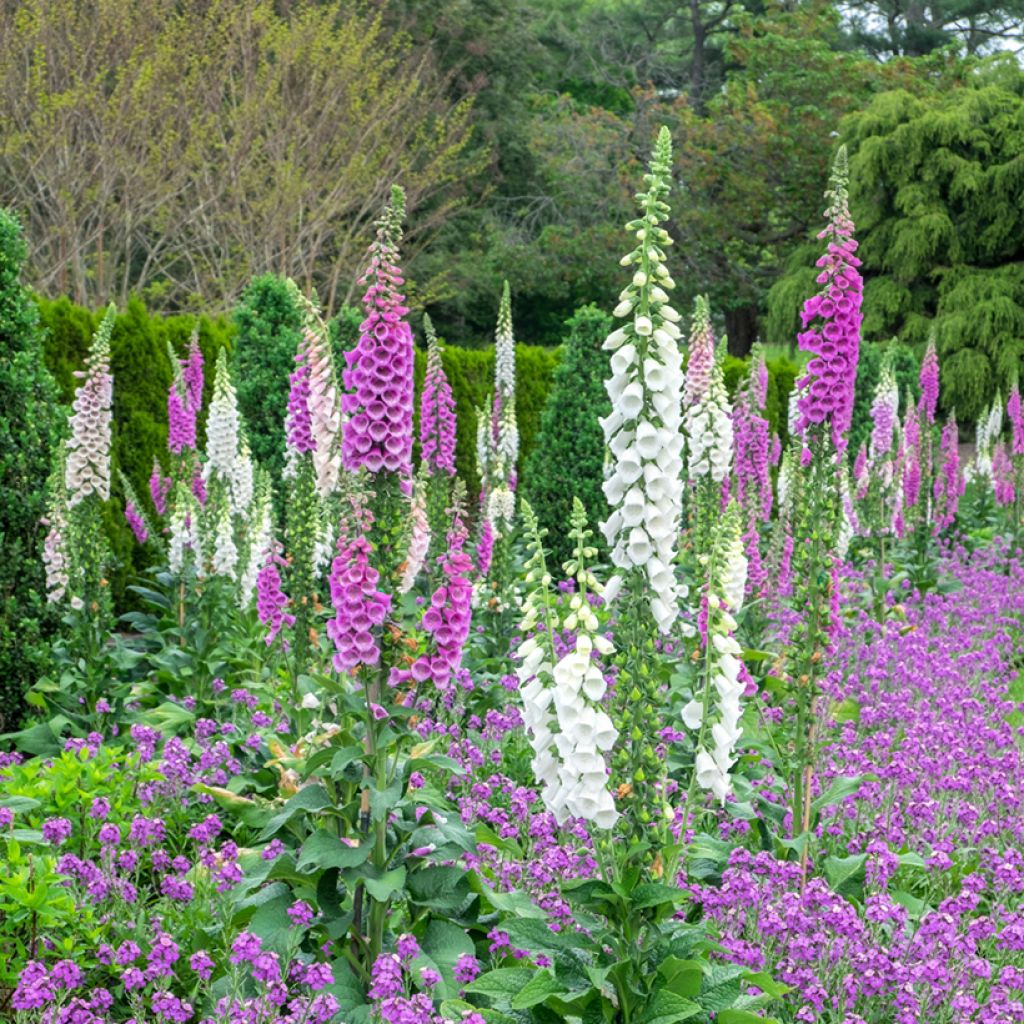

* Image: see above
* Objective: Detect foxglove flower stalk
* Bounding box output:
[342,186,414,479]
[920,336,939,424]
[119,471,152,546]
[212,502,239,578]
[398,478,431,595]
[600,127,686,634]
[184,331,204,410]
[993,442,1015,506]
[257,541,295,647]
[516,501,619,829]
[476,518,493,577]
[901,394,922,514]
[42,470,70,604]
[240,472,273,606]
[232,435,254,516]
[205,349,240,486]
[168,482,202,576]
[302,302,343,497]
[970,395,1002,482]
[419,316,457,476]
[795,146,862,452]
[1009,383,1024,457]
[683,502,747,804]
[494,281,519,474]
[684,297,733,484]
[65,305,115,506]
[933,415,962,531]
[869,355,899,465]
[392,499,474,691]
[150,459,171,517]
[731,351,771,597]
[167,341,197,457]
[327,502,392,671]
[285,344,315,475]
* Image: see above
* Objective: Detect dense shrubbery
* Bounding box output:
[0,211,62,731]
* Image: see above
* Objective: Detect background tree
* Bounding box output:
[841,60,1024,419]
[525,305,613,566]
[0,210,63,729]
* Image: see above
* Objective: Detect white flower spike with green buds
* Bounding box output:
[600,127,686,634]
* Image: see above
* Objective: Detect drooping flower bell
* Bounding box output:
[205,348,240,487]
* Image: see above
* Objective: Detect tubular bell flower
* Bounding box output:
[1009,382,1024,457]
[285,344,315,474]
[239,472,273,606]
[66,305,115,506]
[168,481,202,576]
[870,354,900,464]
[970,395,1002,483]
[342,186,414,479]
[795,146,862,452]
[43,463,70,603]
[494,281,519,476]
[600,126,686,634]
[212,502,239,578]
[398,478,431,595]
[419,315,457,477]
[232,434,254,516]
[150,458,171,517]
[119,471,152,546]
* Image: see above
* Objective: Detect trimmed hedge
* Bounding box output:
[413,338,561,500]
[0,211,63,730]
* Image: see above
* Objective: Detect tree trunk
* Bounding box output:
[725,304,758,358]
[689,0,707,113]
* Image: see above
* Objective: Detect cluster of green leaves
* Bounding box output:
[0,210,63,732]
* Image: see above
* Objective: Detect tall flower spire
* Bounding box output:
[342,186,414,479]
[302,299,343,497]
[869,353,899,464]
[919,335,939,425]
[683,296,733,485]
[600,126,686,634]
[65,304,115,506]
[419,315,457,477]
[494,280,518,477]
[795,146,862,453]
[205,348,240,485]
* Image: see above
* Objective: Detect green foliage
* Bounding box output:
[722,354,800,448]
[841,70,1024,420]
[233,275,304,487]
[414,340,560,501]
[37,296,233,607]
[0,210,62,730]
[850,340,921,453]
[525,305,613,567]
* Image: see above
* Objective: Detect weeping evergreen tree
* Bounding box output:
[766,64,1024,420]
[0,210,63,729]
[524,305,612,567]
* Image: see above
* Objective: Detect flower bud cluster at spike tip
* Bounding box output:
[205,349,240,484]
[342,185,414,478]
[731,356,771,595]
[600,126,686,634]
[920,336,940,425]
[684,296,733,484]
[326,503,392,671]
[795,146,862,452]
[256,541,295,648]
[65,304,115,506]
[419,315,457,476]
